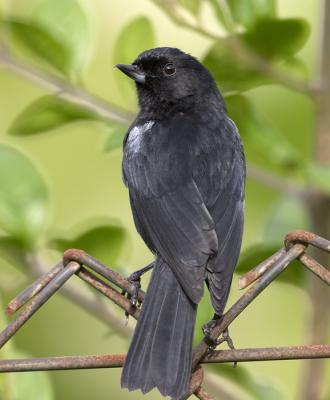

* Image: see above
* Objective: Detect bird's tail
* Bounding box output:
[121,259,197,399]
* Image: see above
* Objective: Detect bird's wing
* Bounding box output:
[208,118,245,269]
[129,181,218,304]
[123,120,218,304]
[196,117,245,314]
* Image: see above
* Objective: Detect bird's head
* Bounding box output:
[116,47,222,115]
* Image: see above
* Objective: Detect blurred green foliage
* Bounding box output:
[0,0,329,399]
[8,96,98,136]
[0,146,48,248]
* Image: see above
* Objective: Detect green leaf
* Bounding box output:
[9,95,98,136]
[243,18,310,59]
[0,236,26,269]
[246,192,309,290]
[178,0,201,16]
[305,163,330,195]
[281,56,309,80]
[225,95,301,168]
[207,0,235,31]
[0,146,48,248]
[104,124,128,152]
[228,0,276,28]
[210,363,283,400]
[4,19,72,76]
[203,18,309,93]
[203,39,269,93]
[49,220,127,268]
[264,196,310,243]
[32,0,89,80]
[113,16,155,107]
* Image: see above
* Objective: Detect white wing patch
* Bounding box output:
[127,121,155,152]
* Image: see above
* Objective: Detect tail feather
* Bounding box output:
[121,259,197,399]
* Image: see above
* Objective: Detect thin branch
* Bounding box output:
[0,49,134,124]
[299,1,330,398]
[203,371,244,400]
[247,163,310,197]
[151,1,314,95]
[0,42,313,198]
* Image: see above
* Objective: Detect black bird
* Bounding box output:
[116,47,245,399]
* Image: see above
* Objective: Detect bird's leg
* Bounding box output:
[122,262,154,319]
[202,314,237,367]
[202,313,221,347]
[217,328,237,367]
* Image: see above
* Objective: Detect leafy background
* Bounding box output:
[0,0,329,399]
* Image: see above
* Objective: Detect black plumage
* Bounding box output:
[117,47,245,399]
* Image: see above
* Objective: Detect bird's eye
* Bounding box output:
[163,63,176,76]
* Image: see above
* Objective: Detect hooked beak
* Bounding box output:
[115,64,146,84]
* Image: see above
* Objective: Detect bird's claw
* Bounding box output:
[202,318,237,367]
[216,328,234,347]
[122,274,142,321]
[128,275,141,307]
[202,318,218,348]
[217,328,237,367]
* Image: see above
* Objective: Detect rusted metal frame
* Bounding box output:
[194,386,216,400]
[204,344,330,363]
[0,344,328,373]
[239,230,330,289]
[189,367,204,396]
[284,229,330,251]
[0,354,126,372]
[63,249,145,303]
[299,253,330,286]
[77,267,141,320]
[6,262,64,315]
[0,252,210,398]
[0,231,329,399]
[0,264,141,351]
[238,248,286,289]
[192,243,306,370]
[0,261,80,349]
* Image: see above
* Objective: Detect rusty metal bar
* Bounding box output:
[299,253,330,285]
[238,248,286,289]
[194,387,216,400]
[77,267,141,319]
[6,262,64,315]
[64,249,145,303]
[0,230,328,400]
[0,262,80,349]
[240,231,330,290]
[192,243,306,369]
[0,354,125,372]
[205,344,330,363]
[0,344,328,373]
[285,230,330,251]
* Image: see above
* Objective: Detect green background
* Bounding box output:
[0,0,329,399]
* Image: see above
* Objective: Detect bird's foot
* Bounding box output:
[217,328,237,367]
[202,316,237,367]
[122,262,154,321]
[202,314,221,349]
[127,271,142,308]
[122,273,141,321]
